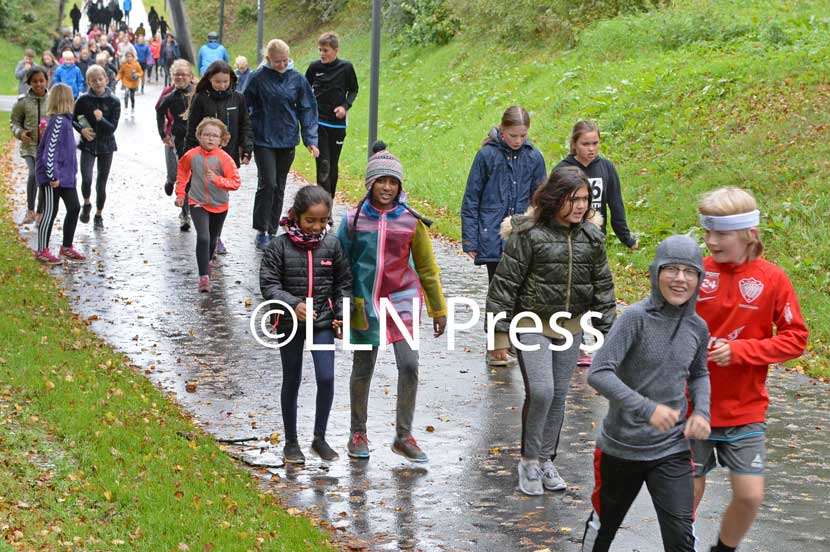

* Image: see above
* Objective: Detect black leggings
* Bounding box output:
[190,206,227,276]
[582,449,698,551]
[280,328,335,442]
[37,185,80,251]
[252,146,295,234]
[23,156,45,213]
[80,150,114,211]
[315,125,346,197]
[124,87,136,108]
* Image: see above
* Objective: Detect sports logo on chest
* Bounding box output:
[588,178,603,211]
[700,271,719,294]
[738,277,764,304]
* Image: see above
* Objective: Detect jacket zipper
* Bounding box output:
[372,211,388,316]
[565,228,574,312]
[307,250,314,298]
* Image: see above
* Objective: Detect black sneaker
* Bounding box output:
[283,441,305,465]
[164,181,174,196]
[93,214,104,229]
[311,437,339,462]
[80,203,92,223]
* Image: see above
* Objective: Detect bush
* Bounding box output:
[384,0,459,46]
[299,0,349,23]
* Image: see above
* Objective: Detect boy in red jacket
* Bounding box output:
[692,187,809,552]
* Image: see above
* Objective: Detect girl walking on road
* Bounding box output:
[33,84,85,264]
[156,59,194,229]
[74,65,121,229]
[10,67,49,225]
[244,39,319,251]
[486,166,616,496]
[336,142,447,463]
[175,118,241,292]
[259,186,352,465]
[185,60,253,255]
[461,105,547,367]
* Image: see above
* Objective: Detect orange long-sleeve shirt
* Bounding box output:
[176,145,241,213]
[116,60,144,90]
[696,256,808,427]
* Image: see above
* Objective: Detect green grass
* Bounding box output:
[0,125,330,550]
[190,0,830,377]
[0,38,24,95]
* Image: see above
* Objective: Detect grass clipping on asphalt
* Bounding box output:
[0,132,330,551]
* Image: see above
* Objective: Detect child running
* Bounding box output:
[259,186,352,464]
[185,60,253,255]
[10,66,49,225]
[582,234,711,551]
[74,65,121,229]
[692,187,808,552]
[115,51,142,112]
[486,165,616,495]
[156,59,194,229]
[33,84,85,264]
[175,118,241,292]
[336,142,447,463]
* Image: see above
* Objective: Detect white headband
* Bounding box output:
[699,210,760,231]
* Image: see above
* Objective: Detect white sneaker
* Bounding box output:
[518,460,543,496]
[541,459,566,491]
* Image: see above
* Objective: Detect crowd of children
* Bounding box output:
[8,23,811,552]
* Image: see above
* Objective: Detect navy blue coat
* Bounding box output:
[73,89,121,155]
[243,66,318,149]
[460,129,547,264]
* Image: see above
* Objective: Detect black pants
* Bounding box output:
[23,156,45,213]
[582,449,698,551]
[315,125,346,197]
[280,328,335,442]
[124,87,136,108]
[252,146,295,234]
[486,262,499,282]
[37,185,80,251]
[190,206,227,276]
[80,150,114,211]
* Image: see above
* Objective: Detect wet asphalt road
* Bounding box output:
[7,77,830,551]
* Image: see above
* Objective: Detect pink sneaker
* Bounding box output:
[198,275,210,293]
[34,249,63,265]
[59,246,86,262]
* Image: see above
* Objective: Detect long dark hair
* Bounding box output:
[194,60,237,94]
[290,185,332,220]
[531,166,594,225]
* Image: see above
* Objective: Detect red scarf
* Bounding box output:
[279,217,327,250]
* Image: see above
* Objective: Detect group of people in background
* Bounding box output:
[8,19,811,552]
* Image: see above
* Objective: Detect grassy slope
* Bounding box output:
[0,38,24,95]
[190,0,830,376]
[0,127,329,550]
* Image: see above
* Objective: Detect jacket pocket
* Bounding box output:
[387,289,418,321]
[350,297,369,331]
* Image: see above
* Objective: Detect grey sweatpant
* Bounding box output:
[516,332,582,461]
[350,340,419,439]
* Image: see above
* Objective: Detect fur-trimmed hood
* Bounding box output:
[499,206,604,239]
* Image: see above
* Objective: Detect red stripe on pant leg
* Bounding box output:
[591,447,603,515]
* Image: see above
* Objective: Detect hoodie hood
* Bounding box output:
[560,153,600,170]
[205,41,220,49]
[485,126,533,154]
[647,234,704,316]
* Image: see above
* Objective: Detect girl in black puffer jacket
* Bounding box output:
[486,166,616,497]
[259,186,352,465]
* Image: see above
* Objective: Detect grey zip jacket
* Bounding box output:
[588,235,710,461]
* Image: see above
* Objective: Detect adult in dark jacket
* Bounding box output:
[70,4,82,36]
[305,31,359,198]
[486,166,616,496]
[160,34,180,86]
[159,17,169,40]
[73,65,121,228]
[555,120,638,249]
[461,106,547,282]
[147,6,160,38]
[244,38,319,249]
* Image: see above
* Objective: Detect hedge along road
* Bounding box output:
[6,73,830,550]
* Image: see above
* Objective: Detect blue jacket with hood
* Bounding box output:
[243,66,318,150]
[197,41,229,75]
[460,127,547,264]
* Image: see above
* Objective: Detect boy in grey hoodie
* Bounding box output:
[582,235,711,551]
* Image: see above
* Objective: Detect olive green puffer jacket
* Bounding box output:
[486,212,616,336]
